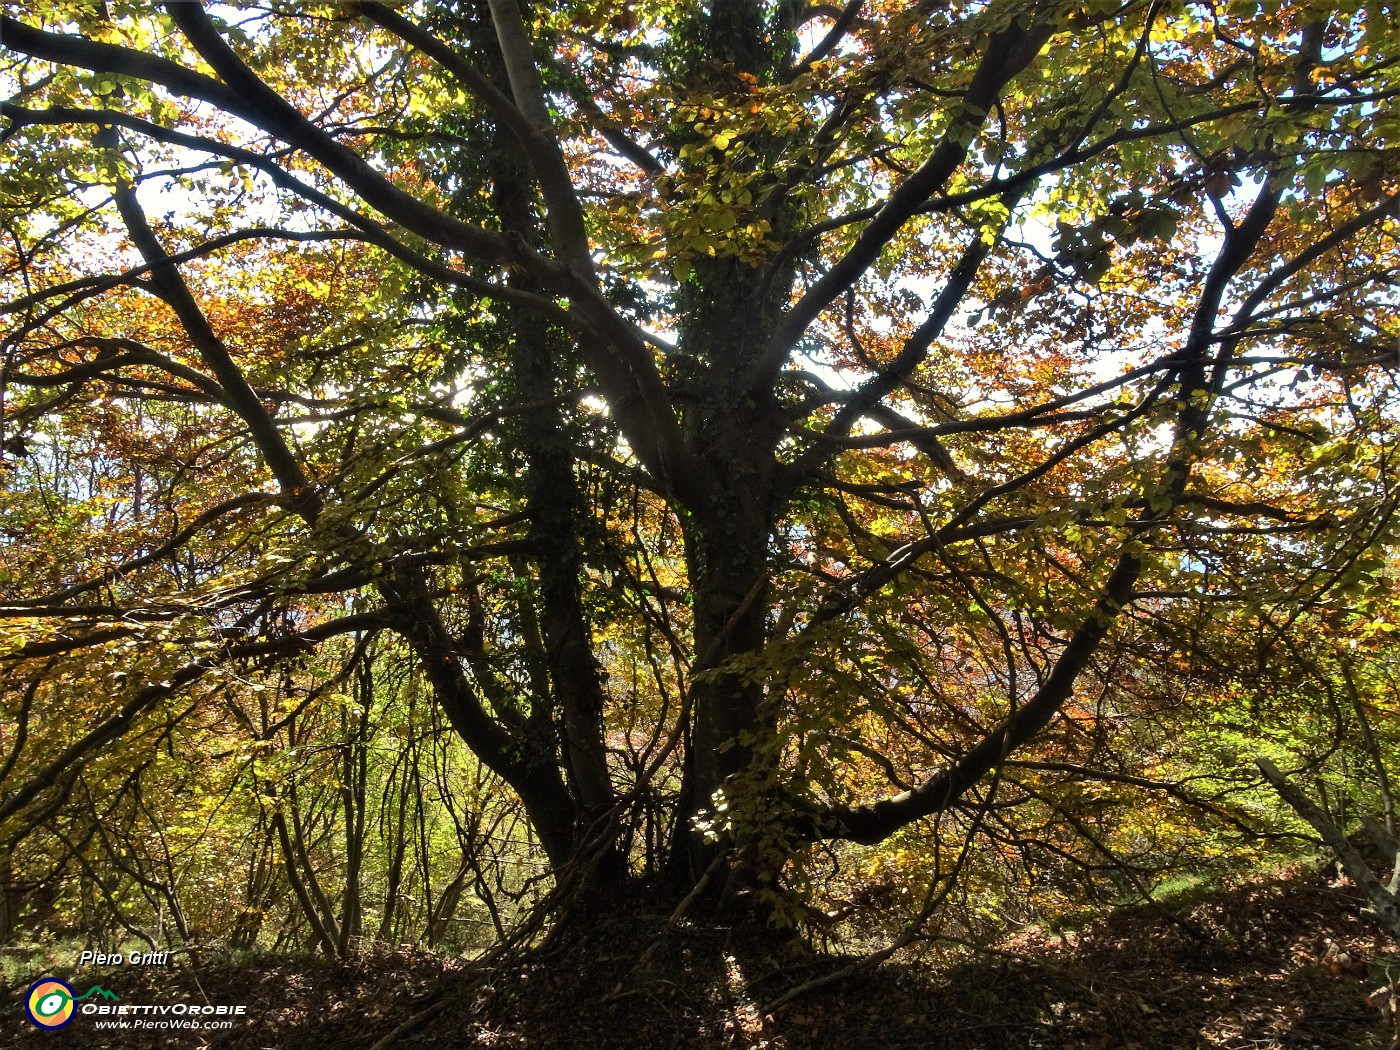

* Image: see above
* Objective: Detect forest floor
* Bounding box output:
[5,862,1397,1049]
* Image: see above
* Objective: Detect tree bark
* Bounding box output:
[1257,757,1400,942]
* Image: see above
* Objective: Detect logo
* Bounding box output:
[25,978,76,1029]
[24,979,121,1029]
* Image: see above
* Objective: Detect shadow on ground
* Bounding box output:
[4,865,1391,1049]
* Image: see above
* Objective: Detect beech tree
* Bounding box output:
[2,0,1398,930]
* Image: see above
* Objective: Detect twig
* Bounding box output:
[366,997,445,1050]
[668,850,729,929]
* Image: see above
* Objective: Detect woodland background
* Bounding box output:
[1,1,1399,1044]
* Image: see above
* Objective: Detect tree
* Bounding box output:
[2,0,1398,934]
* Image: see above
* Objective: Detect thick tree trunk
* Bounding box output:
[688,520,769,789]
[471,0,622,894]
[668,360,786,892]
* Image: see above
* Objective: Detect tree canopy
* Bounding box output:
[2,0,1398,949]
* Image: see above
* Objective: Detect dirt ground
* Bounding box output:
[5,864,1394,1049]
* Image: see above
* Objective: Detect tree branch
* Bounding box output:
[1257,757,1400,941]
[749,18,1053,391]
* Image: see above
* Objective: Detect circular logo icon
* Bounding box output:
[25,978,76,1029]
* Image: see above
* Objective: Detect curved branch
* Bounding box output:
[809,168,1287,845]
[786,0,864,80]
[1,11,511,264]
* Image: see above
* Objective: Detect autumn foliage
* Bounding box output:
[0,0,1397,961]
